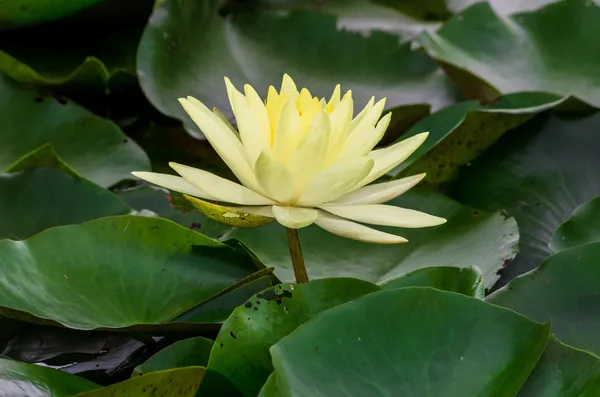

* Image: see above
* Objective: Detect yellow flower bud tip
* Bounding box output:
[135,76,445,243]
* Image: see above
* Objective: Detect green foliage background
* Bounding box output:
[2,0,600,395]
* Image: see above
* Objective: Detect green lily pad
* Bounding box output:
[0,215,262,331]
[0,357,99,396]
[381,265,484,298]
[207,279,380,396]
[0,75,149,187]
[390,93,566,184]
[173,275,276,324]
[117,185,231,239]
[450,112,600,285]
[518,335,600,397]
[263,287,549,396]
[549,196,600,252]
[133,337,213,377]
[72,367,204,397]
[0,0,103,29]
[137,0,458,132]
[229,189,518,289]
[0,168,132,240]
[4,143,78,176]
[488,242,600,356]
[417,1,600,106]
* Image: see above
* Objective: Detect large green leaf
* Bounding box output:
[549,196,600,252]
[0,216,261,331]
[0,75,149,187]
[380,265,484,298]
[0,0,103,29]
[229,189,518,289]
[518,335,600,397]
[488,242,600,356]
[389,93,566,184]
[72,367,204,397]
[450,112,600,285]
[133,337,213,377]
[417,0,600,105]
[0,357,99,396]
[0,168,131,240]
[207,279,380,396]
[262,287,550,396]
[137,0,458,133]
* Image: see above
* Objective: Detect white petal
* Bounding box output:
[297,157,374,207]
[272,206,318,229]
[315,211,407,244]
[212,107,238,137]
[178,97,258,190]
[320,204,446,228]
[225,78,269,164]
[131,172,218,200]
[329,173,426,205]
[254,151,294,203]
[169,162,274,205]
[352,97,386,133]
[288,110,331,191]
[355,132,429,189]
[337,112,391,161]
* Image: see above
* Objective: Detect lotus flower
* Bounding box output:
[132,75,446,243]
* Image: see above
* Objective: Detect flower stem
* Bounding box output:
[285,228,309,284]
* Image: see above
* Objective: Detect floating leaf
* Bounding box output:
[72,367,204,397]
[417,1,600,106]
[488,242,600,356]
[0,0,104,29]
[262,288,549,396]
[137,0,458,133]
[0,75,149,187]
[0,216,262,331]
[518,335,600,397]
[207,279,380,396]
[0,357,99,396]
[133,337,213,377]
[381,265,484,298]
[549,196,600,252]
[450,112,600,285]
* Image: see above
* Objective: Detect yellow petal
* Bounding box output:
[273,96,301,163]
[169,162,274,205]
[329,173,426,205]
[297,157,374,206]
[254,151,294,203]
[272,206,318,229]
[320,204,447,228]
[355,132,429,189]
[224,77,269,164]
[184,196,275,228]
[326,92,353,161]
[351,98,386,135]
[349,97,374,132]
[178,97,257,190]
[212,107,238,137]
[244,84,271,141]
[280,74,298,97]
[326,84,341,112]
[131,172,218,200]
[266,86,280,138]
[336,112,391,161]
[288,110,331,192]
[315,211,407,244]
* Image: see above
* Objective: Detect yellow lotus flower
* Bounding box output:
[132,75,446,244]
